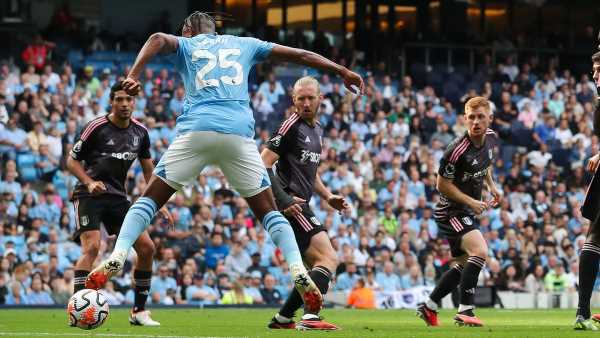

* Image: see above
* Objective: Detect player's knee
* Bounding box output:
[136,241,156,259]
[82,241,100,259]
[469,247,488,261]
[325,251,338,271]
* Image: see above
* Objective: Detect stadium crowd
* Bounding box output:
[0,32,598,308]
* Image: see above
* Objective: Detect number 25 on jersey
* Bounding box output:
[192,48,243,90]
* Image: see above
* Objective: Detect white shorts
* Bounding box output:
[153,131,271,197]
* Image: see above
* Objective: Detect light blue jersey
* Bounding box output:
[173,34,274,138]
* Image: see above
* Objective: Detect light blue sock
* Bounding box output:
[113,197,157,255]
[263,211,303,267]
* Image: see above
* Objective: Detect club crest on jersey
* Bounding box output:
[472,159,478,165]
[305,136,310,143]
[80,215,89,227]
[270,135,282,147]
[462,217,473,226]
[133,136,140,146]
[106,139,115,146]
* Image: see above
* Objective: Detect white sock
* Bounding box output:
[458,304,474,313]
[275,313,292,323]
[301,313,319,321]
[426,298,438,311]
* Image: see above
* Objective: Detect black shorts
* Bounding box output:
[436,214,479,257]
[72,195,130,243]
[586,219,600,245]
[285,203,326,254]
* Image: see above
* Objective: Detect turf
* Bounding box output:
[0,308,596,337]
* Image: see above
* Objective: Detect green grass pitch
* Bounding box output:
[0,308,596,337]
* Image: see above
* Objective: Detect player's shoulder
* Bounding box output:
[276,113,301,136]
[444,133,470,164]
[130,118,149,133]
[485,128,498,142]
[80,115,109,141]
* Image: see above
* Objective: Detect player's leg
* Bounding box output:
[72,197,102,293]
[87,133,205,288]
[74,230,101,292]
[455,228,487,327]
[418,219,466,326]
[218,134,322,313]
[295,231,339,330]
[268,213,310,330]
[130,231,160,326]
[574,220,600,330]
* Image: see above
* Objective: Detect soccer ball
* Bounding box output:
[67,289,110,330]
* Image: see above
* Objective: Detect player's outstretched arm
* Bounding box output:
[125,33,178,94]
[269,44,364,95]
[315,173,349,212]
[437,176,486,215]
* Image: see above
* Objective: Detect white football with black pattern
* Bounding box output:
[67,289,110,330]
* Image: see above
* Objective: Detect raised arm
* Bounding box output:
[269,44,364,95]
[123,33,179,94]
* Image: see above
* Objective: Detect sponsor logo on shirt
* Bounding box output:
[300,149,320,164]
[110,152,138,161]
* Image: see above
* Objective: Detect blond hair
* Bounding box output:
[293,76,320,96]
[465,96,491,115]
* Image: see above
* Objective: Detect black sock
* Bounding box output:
[429,264,463,303]
[133,270,152,313]
[73,270,89,293]
[459,256,485,306]
[279,266,332,318]
[577,243,600,319]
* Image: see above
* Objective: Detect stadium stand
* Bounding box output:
[0,26,598,310]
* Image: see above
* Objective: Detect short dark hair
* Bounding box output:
[592,51,600,63]
[109,81,126,101]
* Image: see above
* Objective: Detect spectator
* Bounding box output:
[26,121,48,154]
[150,264,178,302]
[205,233,229,270]
[221,279,253,305]
[26,277,54,305]
[224,241,251,279]
[186,274,219,306]
[544,263,571,293]
[260,273,283,306]
[376,261,402,291]
[257,73,284,105]
[336,262,360,291]
[243,271,264,304]
[21,34,56,71]
[347,278,375,309]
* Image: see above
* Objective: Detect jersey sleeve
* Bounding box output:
[438,138,467,180]
[243,37,274,63]
[69,122,95,161]
[139,130,152,160]
[266,119,294,156]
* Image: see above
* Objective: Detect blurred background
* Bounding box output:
[0,0,599,310]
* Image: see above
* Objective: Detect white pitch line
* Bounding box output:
[0,332,249,338]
